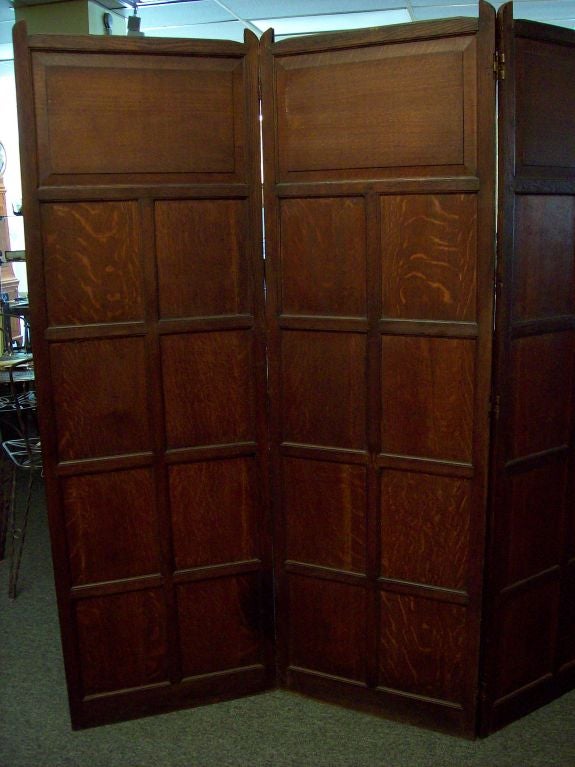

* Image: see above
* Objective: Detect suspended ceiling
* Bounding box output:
[2,0,575,61]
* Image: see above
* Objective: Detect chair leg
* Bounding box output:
[8,471,34,600]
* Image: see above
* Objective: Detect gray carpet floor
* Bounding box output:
[1,477,574,767]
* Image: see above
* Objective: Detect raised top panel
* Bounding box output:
[32,52,246,185]
[274,36,477,181]
[516,39,575,172]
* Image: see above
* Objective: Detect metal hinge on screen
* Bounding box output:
[493,51,506,80]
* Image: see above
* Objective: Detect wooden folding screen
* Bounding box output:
[481,5,575,734]
[261,3,495,737]
[12,0,574,738]
[14,25,274,727]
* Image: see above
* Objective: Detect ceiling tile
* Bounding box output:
[138,0,235,27]
[253,9,411,35]
[512,1,575,20]
[0,9,13,24]
[225,0,408,18]
[410,0,476,5]
[412,4,479,20]
[142,19,246,40]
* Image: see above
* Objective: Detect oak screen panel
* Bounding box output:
[15,26,272,728]
[483,5,575,734]
[262,4,495,737]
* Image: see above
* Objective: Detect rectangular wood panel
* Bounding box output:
[63,468,161,586]
[33,52,244,182]
[155,200,250,319]
[516,38,575,171]
[42,202,144,325]
[169,458,260,570]
[381,336,475,463]
[283,458,367,573]
[279,197,367,318]
[280,331,367,451]
[177,575,264,678]
[381,194,477,322]
[162,331,255,449]
[275,38,476,177]
[379,592,466,704]
[380,471,471,591]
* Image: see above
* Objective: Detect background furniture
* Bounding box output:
[0,356,40,596]
[13,1,574,737]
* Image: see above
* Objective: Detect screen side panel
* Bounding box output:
[263,6,496,737]
[15,29,272,728]
[484,9,575,734]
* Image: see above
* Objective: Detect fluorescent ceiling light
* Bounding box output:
[253,9,412,35]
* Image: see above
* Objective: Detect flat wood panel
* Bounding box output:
[281,331,366,450]
[516,39,575,169]
[177,575,262,677]
[381,194,477,321]
[156,200,249,319]
[509,333,574,459]
[75,589,168,696]
[379,592,466,703]
[162,331,254,449]
[513,196,575,321]
[279,197,367,317]
[50,337,151,461]
[283,458,367,573]
[493,580,560,700]
[42,202,144,326]
[380,471,470,590]
[288,575,367,682]
[381,336,475,462]
[276,38,473,174]
[34,53,242,177]
[63,468,160,586]
[170,458,259,570]
[502,460,566,586]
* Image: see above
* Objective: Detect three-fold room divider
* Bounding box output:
[13,0,575,738]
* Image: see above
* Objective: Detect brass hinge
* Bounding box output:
[493,51,506,80]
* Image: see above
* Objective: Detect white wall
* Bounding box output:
[0,59,27,292]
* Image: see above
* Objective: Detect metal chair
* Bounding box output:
[0,358,42,598]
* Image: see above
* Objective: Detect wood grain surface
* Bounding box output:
[379,592,466,703]
[381,194,477,321]
[43,202,144,326]
[50,337,151,461]
[162,331,255,449]
[283,458,367,573]
[170,458,259,570]
[63,468,160,585]
[381,336,475,462]
[75,589,168,696]
[156,200,249,319]
[288,575,367,682]
[380,471,470,590]
[279,197,367,317]
[177,575,262,677]
[280,330,366,450]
